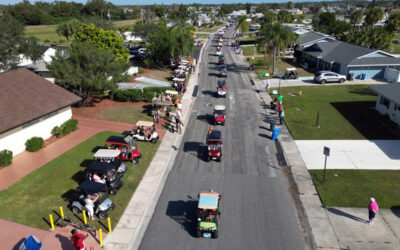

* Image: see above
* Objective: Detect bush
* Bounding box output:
[138,67,144,74]
[110,87,175,102]
[25,137,44,152]
[0,150,13,167]
[51,126,63,138]
[52,119,78,138]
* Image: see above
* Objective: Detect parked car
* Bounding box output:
[314,71,346,84]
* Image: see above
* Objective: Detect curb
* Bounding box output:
[103,41,208,250]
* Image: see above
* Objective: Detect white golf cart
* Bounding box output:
[130,120,159,143]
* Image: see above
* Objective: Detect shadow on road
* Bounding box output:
[166,200,198,237]
[326,207,367,223]
[197,114,214,125]
[201,90,216,97]
[183,141,208,161]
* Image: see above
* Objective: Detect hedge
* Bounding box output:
[51,119,78,138]
[0,150,13,167]
[110,87,175,102]
[25,137,44,152]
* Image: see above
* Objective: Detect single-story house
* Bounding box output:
[369,84,400,126]
[298,40,400,80]
[0,68,81,155]
[290,27,336,48]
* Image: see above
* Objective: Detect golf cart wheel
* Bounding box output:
[109,187,117,195]
[217,156,222,162]
[339,78,345,83]
[221,121,225,126]
[98,211,108,220]
[196,230,202,238]
[132,158,139,164]
[321,79,326,84]
[71,206,80,214]
[151,138,157,144]
[212,230,218,239]
[109,203,116,211]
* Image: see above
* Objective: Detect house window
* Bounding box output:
[380,97,390,109]
[22,119,39,128]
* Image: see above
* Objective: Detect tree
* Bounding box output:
[386,12,400,32]
[287,1,294,10]
[0,15,42,71]
[350,10,363,26]
[277,10,293,23]
[346,27,393,50]
[56,19,81,44]
[257,22,298,75]
[246,3,251,14]
[170,22,195,58]
[365,7,384,26]
[236,16,250,37]
[74,24,128,61]
[48,42,129,106]
[263,11,277,24]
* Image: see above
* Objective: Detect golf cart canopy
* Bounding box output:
[77,180,106,193]
[165,90,179,95]
[198,192,219,210]
[136,120,154,127]
[217,80,226,86]
[154,100,174,106]
[94,149,120,158]
[106,136,129,146]
[286,67,296,72]
[207,130,222,141]
[214,105,225,111]
[219,64,227,69]
[87,161,117,173]
[172,77,185,82]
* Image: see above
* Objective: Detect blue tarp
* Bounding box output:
[21,235,42,250]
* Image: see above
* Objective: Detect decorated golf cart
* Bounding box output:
[284,67,298,79]
[219,64,227,78]
[196,190,221,238]
[105,136,141,164]
[93,149,127,174]
[130,120,159,143]
[213,105,226,125]
[217,80,226,97]
[84,161,123,195]
[206,127,223,162]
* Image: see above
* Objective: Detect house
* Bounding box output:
[298,40,400,80]
[369,84,400,126]
[290,28,336,48]
[0,68,81,155]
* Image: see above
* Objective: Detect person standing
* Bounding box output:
[368,197,379,225]
[71,229,88,250]
[280,110,285,125]
[84,195,95,221]
[266,80,270,93]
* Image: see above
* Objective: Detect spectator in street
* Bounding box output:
[280,110,285,125]
[71,229,88,250]
[368,197,379,225]
[266,80,270,93]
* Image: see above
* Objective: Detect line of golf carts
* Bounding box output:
[68,121,159,220]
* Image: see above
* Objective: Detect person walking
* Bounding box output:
[266,80,270,93]
[71,229,88,250]
[280,110,285,125]
[367,197,379,225]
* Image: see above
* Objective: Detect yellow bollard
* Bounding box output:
[82,210,87,225]
[59,206,64,219]
[107,217,112,233]
[99,229,103,246]
[299,90,302,96]
[49,214,55,231]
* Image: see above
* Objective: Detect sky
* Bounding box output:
[1,0,329,6]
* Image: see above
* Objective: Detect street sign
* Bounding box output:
[323,146,330,156]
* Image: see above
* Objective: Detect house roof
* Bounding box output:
[0,68,81,134]
[369,84,400,105]
[301,40,342,58]
[323,42,376,65]
[297,30,333,46]
[349,56,400,66]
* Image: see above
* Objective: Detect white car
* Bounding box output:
[314,71,346,84]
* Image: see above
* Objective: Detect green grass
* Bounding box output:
[242,46,260,56]
[310,170,400,208]
[196,25,225,33]
[25,25,67,45]
[0,131,160,230]
[271,85,400,140]
[94,104,153,124]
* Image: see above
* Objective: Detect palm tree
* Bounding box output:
[56,19,81,44]
[350,10,363,27]
[170,22,194,59]
[236,15,250,37]
[364,7,384,27]
[257,22,298,75]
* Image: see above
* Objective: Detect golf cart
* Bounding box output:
[284,67,298,79]
[216,46,222,55]
[196,191,221,238]
[218,55,224,65]
[105,136,141,164]
[213,105,226,125]
[130,120,159,143]
[219,64,227,78]
[70,180,115,220]
[206,127,223,162]
[93,149,127,175]
[218,41,223,47]
[84,161,123,195]
[217,80,226,97]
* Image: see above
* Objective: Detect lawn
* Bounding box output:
[310,170,400,208]
[271,85,400,140]
[113,19,137,27]
[196,25,224,33]
[94,104,153,124]
[0,131,160,230]
[25,25,67,45]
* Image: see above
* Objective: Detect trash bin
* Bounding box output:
[347,73,354,81]
[270,120,275,131]
[272,128,281,141]
[361,73,366,80]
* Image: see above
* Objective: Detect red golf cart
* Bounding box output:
[206,127,222,162]
[105,136,141,164]
[213,105,225,125]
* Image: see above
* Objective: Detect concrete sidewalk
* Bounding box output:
[265,77,387,87]
[103,42,208,250]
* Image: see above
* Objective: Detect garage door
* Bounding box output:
[348,66,385,79]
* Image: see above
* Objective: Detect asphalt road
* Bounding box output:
[140,28,311,250]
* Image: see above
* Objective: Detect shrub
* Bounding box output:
[0,150,13,167]
[52,119,78,138]
[51,126,63,138]
[25,137,44,152]
[110,87,174,102]
[138,67,144,74]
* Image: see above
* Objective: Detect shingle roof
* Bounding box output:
[323,42,375,65]
[299,31,328,45]
[349,56,400,66]
[0,68,81,133]
[369,84,400,105]
[301,40,342,58]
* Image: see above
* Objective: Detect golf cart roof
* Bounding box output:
[219,64,227,69]
[198,192,219,210]
[172,77,185,82]
[94,149,120,158]
[86,161,116,173]
[286,67,297,72]
[77,180,106,193]
[214,105,225,111]
[217,80,226,85]
[136,120,154,127]
[207,130,222,141]
[106,136,129,146]
[155,100,174,106]
[165,90,179,95]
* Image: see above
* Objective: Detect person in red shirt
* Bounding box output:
[71,229,88,250]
